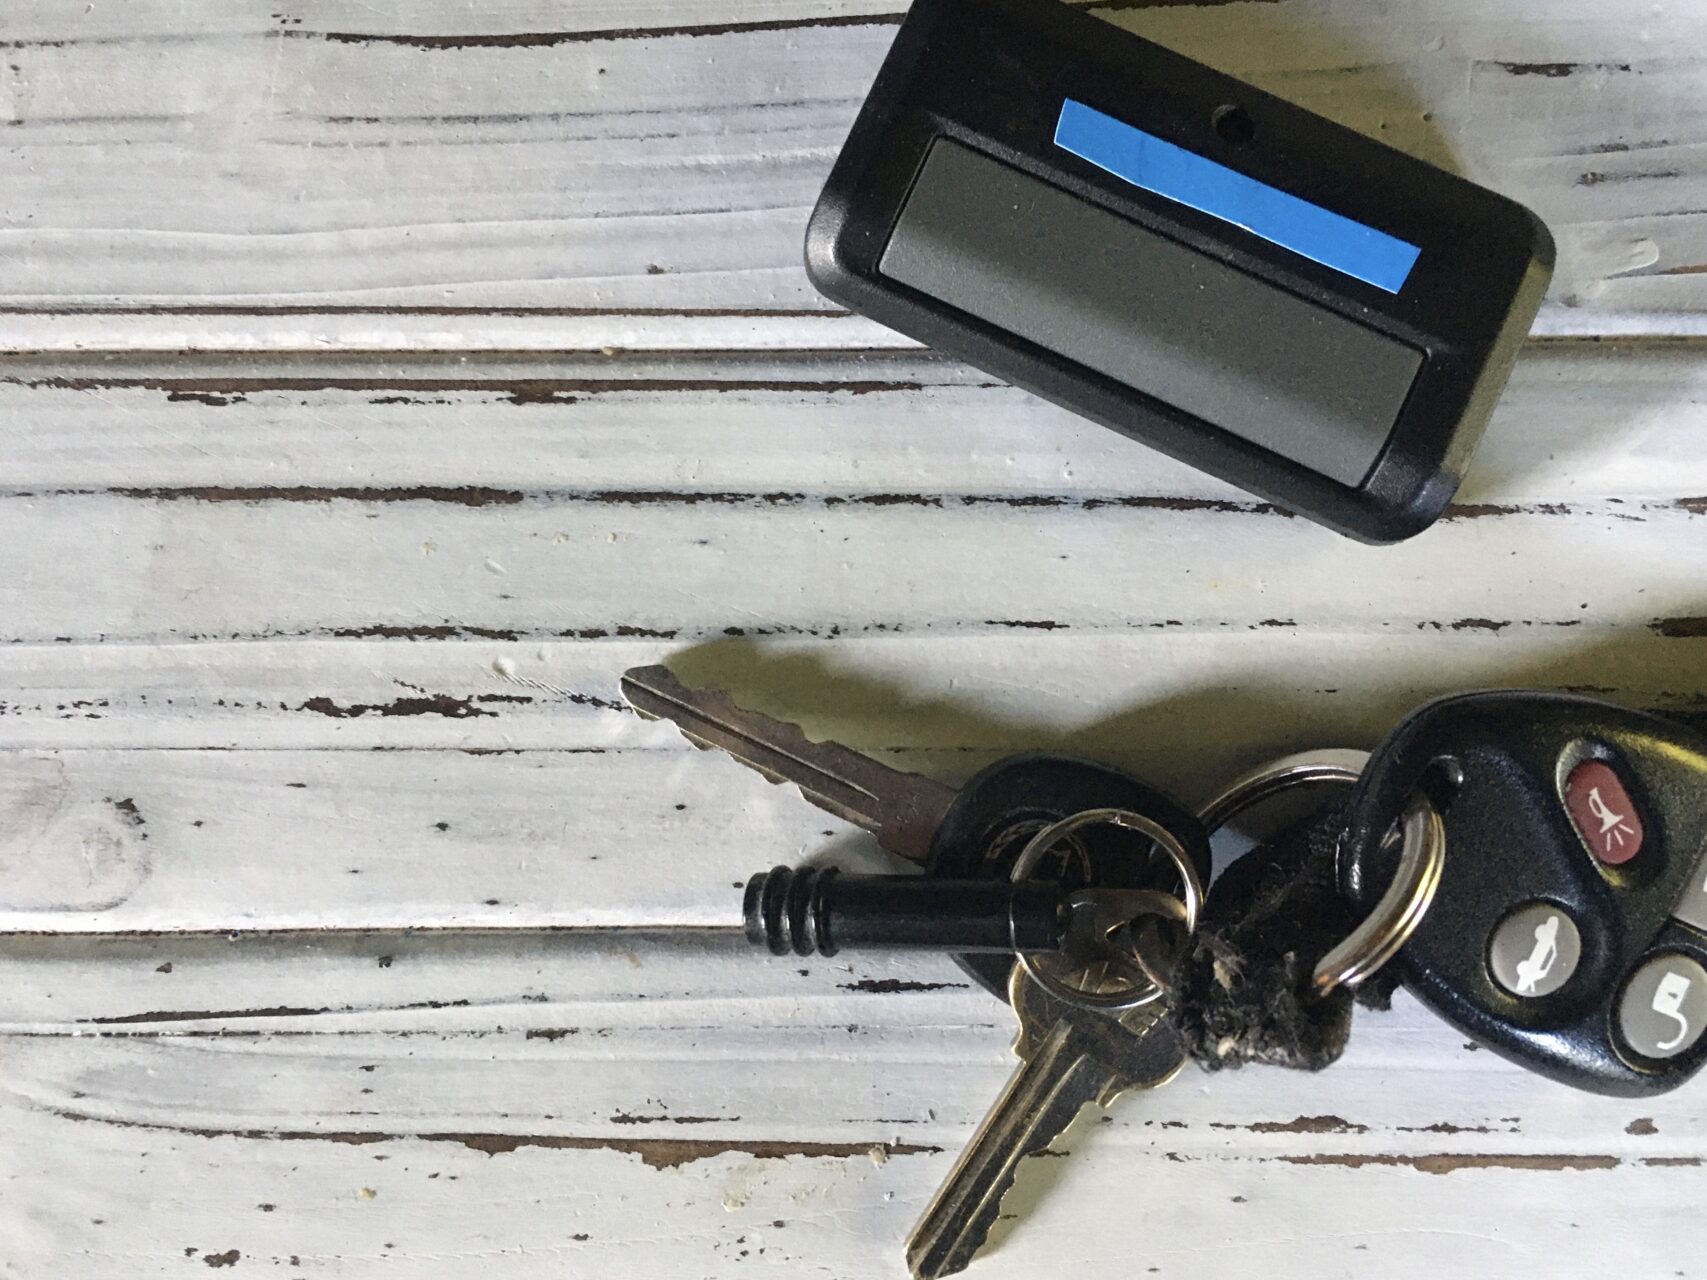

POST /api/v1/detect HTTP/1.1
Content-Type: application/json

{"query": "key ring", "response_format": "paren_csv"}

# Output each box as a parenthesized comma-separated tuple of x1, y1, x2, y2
(1196, 749, 1446, 996)
(1010, 807, 1205, 1012)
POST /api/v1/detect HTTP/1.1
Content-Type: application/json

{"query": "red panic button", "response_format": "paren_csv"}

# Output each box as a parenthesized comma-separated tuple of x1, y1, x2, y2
(1565, 760, 1645, 865)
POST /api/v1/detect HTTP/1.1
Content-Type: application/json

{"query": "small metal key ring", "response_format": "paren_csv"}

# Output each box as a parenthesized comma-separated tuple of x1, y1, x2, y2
(1195, 748, 1447, 997)
(1196, 748, 1371, 837)
(1011, 807, 1205, 1012)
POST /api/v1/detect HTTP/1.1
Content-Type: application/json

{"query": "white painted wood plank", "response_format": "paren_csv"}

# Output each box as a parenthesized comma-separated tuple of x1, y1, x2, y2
(0, 959, 1685, 1145)
(2, 1, 1705, 342)
(1, 629, 1702, 754)
(6, 345, 1707, 507)
(8, 1079, 1696, 1280)
(2, 342, 1703, 931)
(0, 612, 1701, 930)
(2, 945, 1702, 1278)
(4, 490, 1702, 646)
(0, 745, 882, 932)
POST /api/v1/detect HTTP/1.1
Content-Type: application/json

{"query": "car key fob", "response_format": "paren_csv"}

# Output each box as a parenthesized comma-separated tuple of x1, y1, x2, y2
(1340, 691, 1707, 1096)
(806, 0, 1554, 542)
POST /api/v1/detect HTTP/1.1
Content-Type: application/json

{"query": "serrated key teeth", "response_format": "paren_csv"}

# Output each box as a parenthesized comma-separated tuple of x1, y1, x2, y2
(615, 662, 956, 863)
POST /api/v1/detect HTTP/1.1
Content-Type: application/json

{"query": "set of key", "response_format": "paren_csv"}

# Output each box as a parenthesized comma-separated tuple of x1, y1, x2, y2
(621, 665, 1707, 1278)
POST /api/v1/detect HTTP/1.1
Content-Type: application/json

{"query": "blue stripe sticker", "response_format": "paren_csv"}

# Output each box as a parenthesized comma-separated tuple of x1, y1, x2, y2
(1053, 99, 1420, 293)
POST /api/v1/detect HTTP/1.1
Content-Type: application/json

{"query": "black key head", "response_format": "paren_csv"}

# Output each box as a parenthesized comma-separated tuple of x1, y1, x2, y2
(926, 753, 1211, 1001)
(1341, 691, 1707, 1096)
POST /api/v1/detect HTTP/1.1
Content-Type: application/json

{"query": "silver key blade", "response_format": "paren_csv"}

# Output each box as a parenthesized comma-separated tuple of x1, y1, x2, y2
(906, 968, 1188, 1280)
(620, 665, 957, 863)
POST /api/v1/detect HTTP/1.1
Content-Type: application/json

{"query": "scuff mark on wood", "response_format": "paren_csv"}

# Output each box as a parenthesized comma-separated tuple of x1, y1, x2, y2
(588, 489, 804, 507)
(331, 624, 524, 641)
(314, 2, 1199, 50)
(83, 1005, 332, 1025)
(1640, 1156, 1701, 1167)
(320, 13, 906, 48)
(1413, 617, 1513, 633)
(961, 494, 1066, 509)
(507, 388, 580, 406)
(1579, 169, 1682, 186)
(823, 493, 943, 508)
(23, 484, 1599, 524)
(107, 797, 146, 835)
(984, 619, 1069, 630)
(46, 1110, 938, 1171)
(166, 390, 244, 406)
(21, 375, 929, 397)
(1396, 1122, 1505, 1135)
(1245, 1115, 1369, 1136)
(1626, 1118, 1658, 1135)
(609, 1113, 729, 1126)
(1653, 617, 1707, 638)
(1280, 1153, 1619, 1175)
(1441, 502, 1571, 519)
(0, 302, 853, 319)
(299, 694, 496, 719)
(1079, 495, 1284, 515)
(1495, 60, 1630, 76)
(111, 485, 524, 507)
(201, 1250, 240, 1269)
(837, 978, 972, 993)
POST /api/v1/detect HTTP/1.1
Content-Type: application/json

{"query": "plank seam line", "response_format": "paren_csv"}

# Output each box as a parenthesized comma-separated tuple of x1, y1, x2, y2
(0, 1, 1204, 52)
(30, 1108, 943, 1168)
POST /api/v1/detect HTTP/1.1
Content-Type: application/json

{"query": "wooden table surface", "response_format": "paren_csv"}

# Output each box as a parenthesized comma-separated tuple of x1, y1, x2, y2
(4, 1, 1707, 1275)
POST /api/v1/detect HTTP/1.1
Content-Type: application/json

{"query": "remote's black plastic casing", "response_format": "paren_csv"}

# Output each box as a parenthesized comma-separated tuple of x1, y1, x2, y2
(805, 0, 1555, 543)
(1342, 692, 1707, 1096)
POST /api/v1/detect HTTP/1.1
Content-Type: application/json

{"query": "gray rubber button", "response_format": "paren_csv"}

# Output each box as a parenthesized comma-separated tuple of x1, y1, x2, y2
(1488, 902, 1581, 998)
(1619, 954, 1707, 1060)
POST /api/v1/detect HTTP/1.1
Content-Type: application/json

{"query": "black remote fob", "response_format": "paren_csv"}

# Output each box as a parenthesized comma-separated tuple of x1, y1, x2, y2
(1341, 691, 1707, 1096)
(805, 0, 1553, 542)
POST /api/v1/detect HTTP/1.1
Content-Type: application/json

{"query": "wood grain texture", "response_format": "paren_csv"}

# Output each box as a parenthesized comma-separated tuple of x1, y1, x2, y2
(2, 0, 1706, 346)
(6, 344, 1706, 501)
(4, 487, 1702, 645)
(5, 347, 1706, 652)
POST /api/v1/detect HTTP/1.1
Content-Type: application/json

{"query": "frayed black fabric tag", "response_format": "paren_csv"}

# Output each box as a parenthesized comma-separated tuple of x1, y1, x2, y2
(1169, 800, 1395, 1073)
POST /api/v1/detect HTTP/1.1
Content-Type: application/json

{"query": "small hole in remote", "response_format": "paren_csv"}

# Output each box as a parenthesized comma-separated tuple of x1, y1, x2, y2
(1213, 104, 1256, 145)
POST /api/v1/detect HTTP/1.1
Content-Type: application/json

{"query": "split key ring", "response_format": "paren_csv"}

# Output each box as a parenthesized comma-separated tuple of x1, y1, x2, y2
(1196, 749, 1446, 997)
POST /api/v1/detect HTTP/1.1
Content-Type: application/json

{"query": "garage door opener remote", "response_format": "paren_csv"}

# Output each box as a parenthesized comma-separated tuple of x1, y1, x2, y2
(805, 0, 1555, 542)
